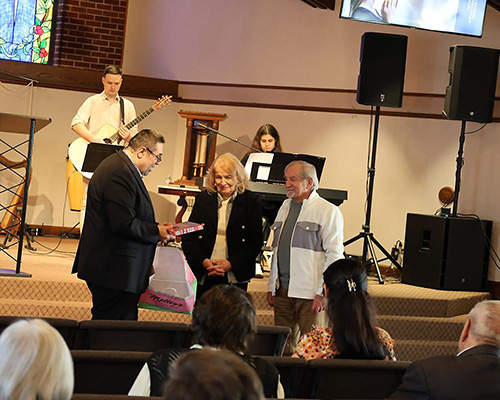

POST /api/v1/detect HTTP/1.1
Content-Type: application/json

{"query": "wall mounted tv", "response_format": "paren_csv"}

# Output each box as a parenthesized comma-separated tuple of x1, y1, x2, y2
(340, 0, 488, 37)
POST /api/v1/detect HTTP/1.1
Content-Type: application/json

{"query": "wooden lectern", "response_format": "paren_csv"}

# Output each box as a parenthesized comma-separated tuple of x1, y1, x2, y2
(159, 110, 227, 223)
(0, 113, 51, 277)
(174, 110, 227, 186)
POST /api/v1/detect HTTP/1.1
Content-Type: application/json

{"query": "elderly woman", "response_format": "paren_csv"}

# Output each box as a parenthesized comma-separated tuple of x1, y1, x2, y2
(0, 319, 74, 400)
(182, 152, 263, 300)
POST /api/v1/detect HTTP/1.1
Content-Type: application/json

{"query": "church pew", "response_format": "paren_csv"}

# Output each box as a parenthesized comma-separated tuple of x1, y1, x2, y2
(261, 356, 311, 398)
(72, 350, 149, 395)
(308, 358, 411, 399)
(71, 395, 160, 400)
(248, 325, 291, 356)
(73, 320, 190, 351)
(0, 315, 78, 348)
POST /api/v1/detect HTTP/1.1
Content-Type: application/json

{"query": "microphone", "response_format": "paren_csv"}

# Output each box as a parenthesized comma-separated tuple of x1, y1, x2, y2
(193, 121, 209, 129)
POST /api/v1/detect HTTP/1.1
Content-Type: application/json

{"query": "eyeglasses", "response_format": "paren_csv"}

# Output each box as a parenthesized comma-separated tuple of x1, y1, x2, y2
(144, 147, 162, 164)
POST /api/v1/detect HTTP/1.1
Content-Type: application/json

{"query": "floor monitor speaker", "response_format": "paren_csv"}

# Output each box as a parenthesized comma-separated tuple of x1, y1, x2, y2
(356, 32, 408, 108)
(443, 45, 500, 123)
(402, 213, 491, 291)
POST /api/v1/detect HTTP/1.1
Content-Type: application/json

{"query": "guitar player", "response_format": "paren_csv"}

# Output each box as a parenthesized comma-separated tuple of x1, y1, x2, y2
(71, 65, 137, 230)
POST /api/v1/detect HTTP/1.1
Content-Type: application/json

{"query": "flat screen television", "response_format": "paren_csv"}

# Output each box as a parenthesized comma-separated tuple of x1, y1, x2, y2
(340, 0, 488, 37)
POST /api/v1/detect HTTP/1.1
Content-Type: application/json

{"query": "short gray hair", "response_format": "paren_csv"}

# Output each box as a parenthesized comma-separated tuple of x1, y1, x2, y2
(285, 160, 319, 191)
(0, 319, 74, 400)
(468, 300, 500, 346)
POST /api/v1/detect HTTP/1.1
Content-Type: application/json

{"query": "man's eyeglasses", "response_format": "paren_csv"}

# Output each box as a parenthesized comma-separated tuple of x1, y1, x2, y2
(145, 147, 162, 164)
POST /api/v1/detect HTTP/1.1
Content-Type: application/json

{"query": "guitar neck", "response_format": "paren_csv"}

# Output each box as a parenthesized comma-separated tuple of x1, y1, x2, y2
(125, 107, 155, 130)
(108, 106, 156, 143)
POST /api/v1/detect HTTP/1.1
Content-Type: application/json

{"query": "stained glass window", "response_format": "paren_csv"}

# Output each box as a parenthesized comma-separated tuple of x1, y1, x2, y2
(0, 0, 57, 64)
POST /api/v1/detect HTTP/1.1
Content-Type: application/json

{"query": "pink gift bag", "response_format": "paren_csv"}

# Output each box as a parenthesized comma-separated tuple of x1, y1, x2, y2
(139, 246, 197, 315)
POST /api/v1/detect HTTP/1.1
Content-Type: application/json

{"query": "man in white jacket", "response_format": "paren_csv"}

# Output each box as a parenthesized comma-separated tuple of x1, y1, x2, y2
(267, 160, 344, 355)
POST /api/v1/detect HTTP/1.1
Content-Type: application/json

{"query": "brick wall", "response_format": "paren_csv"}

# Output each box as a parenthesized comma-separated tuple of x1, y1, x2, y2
(57, 0, 128, 70)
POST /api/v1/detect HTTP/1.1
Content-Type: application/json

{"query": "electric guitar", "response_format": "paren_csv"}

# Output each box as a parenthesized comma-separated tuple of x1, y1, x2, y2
(68, 94, 172, 179)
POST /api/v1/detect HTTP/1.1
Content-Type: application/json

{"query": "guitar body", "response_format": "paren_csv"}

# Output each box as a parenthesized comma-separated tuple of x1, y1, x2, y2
(68, 124, 119, 180)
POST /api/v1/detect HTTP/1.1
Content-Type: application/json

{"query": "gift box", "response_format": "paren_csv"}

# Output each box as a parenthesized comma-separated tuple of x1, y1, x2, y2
(139, 246, 197, 315)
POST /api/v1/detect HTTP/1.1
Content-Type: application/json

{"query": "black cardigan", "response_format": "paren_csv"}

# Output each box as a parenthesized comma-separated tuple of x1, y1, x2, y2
(182, 190, 263, 283)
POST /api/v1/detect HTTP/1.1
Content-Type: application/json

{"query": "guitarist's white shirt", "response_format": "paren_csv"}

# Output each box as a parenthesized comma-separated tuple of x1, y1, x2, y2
(71, 91, 137, 136)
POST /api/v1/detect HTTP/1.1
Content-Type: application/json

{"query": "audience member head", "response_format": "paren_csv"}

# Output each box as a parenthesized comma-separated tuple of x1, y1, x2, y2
(191, 285, 257, 353)
(459, 300, 500, 352)
(0, 318, 74, 400)
(206, 153, 249, 197)
(323, 258, 386, 359)
(162, 349, 265, 400)
(251, 124, 282, 153)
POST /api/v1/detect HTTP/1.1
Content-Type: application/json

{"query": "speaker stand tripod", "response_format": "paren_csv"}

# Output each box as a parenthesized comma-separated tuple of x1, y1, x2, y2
(343, 106, 402, 284)
(451, 120, 467, 216)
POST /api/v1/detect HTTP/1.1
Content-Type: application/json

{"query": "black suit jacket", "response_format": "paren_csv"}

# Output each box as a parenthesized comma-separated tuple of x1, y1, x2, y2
(389, 344, 500, 400)
(72, 151, 159, 294)
(182, 190, 263, 283)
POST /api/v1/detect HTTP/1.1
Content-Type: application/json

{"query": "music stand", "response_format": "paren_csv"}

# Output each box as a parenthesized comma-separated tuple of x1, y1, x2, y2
(0, 113, 51, 278)
(81, 142, 124, 174)
(248, 152, 326, 184)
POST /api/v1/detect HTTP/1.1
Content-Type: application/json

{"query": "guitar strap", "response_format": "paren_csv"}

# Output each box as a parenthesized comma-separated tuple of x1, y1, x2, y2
(119, 96, 125, 126)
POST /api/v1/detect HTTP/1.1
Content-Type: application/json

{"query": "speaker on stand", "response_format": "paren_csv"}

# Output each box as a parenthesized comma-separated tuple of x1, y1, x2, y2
(402, 45, 499, 291)
(343, 32, 408, 284)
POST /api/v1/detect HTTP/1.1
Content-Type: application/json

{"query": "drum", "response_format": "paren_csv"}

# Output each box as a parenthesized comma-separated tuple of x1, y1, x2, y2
(66, 158, 83, 212)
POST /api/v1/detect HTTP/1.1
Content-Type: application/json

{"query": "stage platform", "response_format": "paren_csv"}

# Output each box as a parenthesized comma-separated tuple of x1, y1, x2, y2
(0, 236, 491, 361)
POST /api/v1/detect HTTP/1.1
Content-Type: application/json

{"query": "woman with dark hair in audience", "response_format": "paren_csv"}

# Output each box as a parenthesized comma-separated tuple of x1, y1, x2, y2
(129, 285, 284, 398)
(293, 258, 396, 360)
(163, 349, 265, 400)
(0, 318, 74, 400)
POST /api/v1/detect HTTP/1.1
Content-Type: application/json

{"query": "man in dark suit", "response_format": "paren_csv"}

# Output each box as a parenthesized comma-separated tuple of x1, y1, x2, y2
(390, 300, 500, 400)
(72, 129, 173, 320)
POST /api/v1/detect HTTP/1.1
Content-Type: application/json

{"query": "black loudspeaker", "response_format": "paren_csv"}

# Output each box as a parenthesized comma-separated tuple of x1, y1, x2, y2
(356, 32, 408, 108)
(443, 45, 500, 123)
(402, 213, 491, 291)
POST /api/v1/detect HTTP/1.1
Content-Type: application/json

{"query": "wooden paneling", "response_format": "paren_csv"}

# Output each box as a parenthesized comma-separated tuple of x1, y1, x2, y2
(0, 60, 179, 100)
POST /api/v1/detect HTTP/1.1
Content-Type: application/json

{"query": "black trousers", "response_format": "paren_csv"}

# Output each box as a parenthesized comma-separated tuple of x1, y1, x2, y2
(195, 276, 248, 302)
(87, 282, 141, 320)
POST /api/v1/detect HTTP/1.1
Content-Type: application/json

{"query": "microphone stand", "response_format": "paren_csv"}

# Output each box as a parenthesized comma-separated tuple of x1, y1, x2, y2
(195, 122, 262, 154)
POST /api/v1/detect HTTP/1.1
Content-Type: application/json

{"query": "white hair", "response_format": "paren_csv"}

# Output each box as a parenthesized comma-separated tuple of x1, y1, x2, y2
(0, 319, 74, 400)
(285, 160, 319, 191)
(468, 300, 500, 346)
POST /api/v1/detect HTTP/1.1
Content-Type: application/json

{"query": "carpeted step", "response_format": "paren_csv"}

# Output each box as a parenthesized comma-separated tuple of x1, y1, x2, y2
(377, 314, 467, 342)
(394, 339, 458, 362)
(0, 297, 271, 325)
(370, 283, 490, 317)
(0, 298, 92, 320)
(0, 278, 91, 302)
